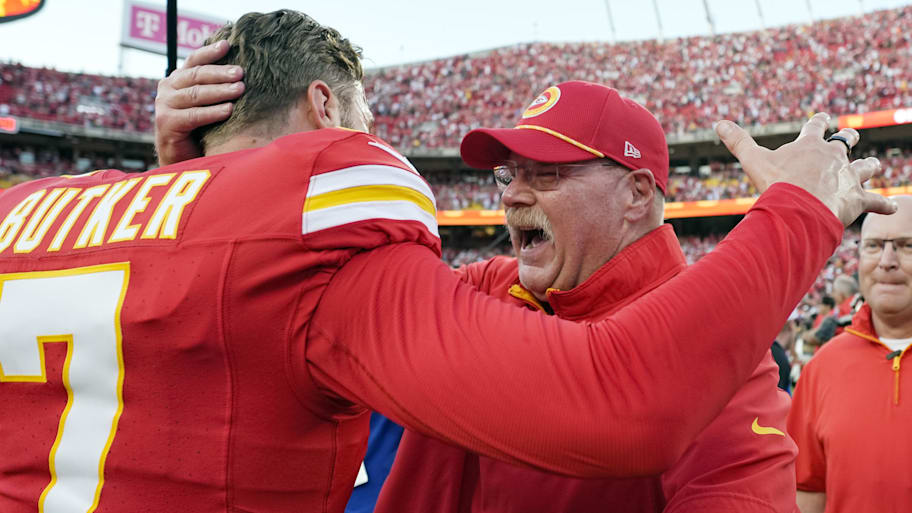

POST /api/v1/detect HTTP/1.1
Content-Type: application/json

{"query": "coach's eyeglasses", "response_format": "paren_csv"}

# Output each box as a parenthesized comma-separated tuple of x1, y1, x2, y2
(492, 161, 613, 192)
(860, 237, 912, 258)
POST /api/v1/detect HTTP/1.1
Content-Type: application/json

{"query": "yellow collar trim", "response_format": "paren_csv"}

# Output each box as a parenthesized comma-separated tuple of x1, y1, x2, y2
(844, 327, 882, 345)
(508, 284, 546, 312)
(514, 125, 605, 159)
(845, 327, 912, 358)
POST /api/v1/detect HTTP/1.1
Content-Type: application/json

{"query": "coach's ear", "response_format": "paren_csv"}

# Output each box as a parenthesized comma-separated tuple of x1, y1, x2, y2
(304, 80, 342, 129)
(623, 168, 657, 223)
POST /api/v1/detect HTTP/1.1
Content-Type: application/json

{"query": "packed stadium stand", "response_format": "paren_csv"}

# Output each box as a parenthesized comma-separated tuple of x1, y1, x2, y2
(365, 5, 912, 149)
(0, 64, 156, 132)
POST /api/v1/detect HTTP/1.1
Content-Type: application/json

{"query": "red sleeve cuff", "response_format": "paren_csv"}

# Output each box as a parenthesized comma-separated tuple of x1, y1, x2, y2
(752, 182, 844, 250)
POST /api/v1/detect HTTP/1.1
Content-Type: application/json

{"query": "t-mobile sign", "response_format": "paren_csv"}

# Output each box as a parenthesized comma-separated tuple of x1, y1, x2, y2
(121, 0, 226, 58)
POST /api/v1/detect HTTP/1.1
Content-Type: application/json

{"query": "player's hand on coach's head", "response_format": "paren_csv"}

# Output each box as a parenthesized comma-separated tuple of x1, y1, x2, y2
(715, 113, 897, 227)
(154, 40, 246, 167)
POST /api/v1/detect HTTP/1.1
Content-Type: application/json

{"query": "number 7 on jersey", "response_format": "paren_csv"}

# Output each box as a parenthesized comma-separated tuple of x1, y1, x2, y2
(0, 263, 130, 513)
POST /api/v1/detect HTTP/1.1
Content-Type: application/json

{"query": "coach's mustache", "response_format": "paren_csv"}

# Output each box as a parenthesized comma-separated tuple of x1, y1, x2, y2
(505, 207, 554, 242)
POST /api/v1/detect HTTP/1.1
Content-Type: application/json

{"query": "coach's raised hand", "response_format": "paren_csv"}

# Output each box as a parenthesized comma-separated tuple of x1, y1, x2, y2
(154, 40, 246, 166)
(716, 113, 896, 226)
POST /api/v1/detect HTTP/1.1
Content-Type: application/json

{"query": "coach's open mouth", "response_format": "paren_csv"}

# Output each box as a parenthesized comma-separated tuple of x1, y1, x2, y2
(520, 228, 551, 250)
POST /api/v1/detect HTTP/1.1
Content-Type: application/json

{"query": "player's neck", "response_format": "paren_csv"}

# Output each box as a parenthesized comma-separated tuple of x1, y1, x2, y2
(205, 135, 274, 157)
(204, 117, 317, 157)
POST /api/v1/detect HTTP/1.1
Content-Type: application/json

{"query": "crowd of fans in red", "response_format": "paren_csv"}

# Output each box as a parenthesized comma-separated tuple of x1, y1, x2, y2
(1, 6, 909, 147)
(366, 6, 912, 148)
(3, 8, 908, 205)
(0, 65, 155, 133)
(0, 146, 121, 189)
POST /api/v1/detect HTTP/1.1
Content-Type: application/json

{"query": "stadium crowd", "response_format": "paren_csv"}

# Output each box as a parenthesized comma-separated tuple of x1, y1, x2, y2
(0, 63, 156, 132)
(0, 146, 123, 189)
(366, 5, 912, 148)
(4, 144, 911, 206)
(429, 172, 501, 210)
(1, 5, 910, 149)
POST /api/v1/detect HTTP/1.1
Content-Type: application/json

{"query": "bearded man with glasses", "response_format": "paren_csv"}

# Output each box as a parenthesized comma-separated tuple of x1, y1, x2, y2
(789, 195, 912, 513)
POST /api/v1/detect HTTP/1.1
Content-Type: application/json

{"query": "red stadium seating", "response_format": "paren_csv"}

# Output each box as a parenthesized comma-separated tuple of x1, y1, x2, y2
(365, 6, 912, 149)
(1, 6, 910, 148)
(0, 64, 155, 132)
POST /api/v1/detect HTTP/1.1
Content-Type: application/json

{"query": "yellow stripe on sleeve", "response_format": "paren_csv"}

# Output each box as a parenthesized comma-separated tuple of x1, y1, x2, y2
(304, 184, 436, 216)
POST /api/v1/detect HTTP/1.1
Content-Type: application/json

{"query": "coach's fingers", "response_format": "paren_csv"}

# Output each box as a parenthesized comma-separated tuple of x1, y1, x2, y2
(160, 104, 234, 134)
(797, 113, 831, 140)
(850, 157, 881, 184)
(836, 127, 860, 147)
(826, 127, 859, 156)
(167, 82, 245, 110)
(716, 120, 763, 166)
(182, 40, 231, 69)
(167, 64, 244, 92)
(862, 191, 898, 216)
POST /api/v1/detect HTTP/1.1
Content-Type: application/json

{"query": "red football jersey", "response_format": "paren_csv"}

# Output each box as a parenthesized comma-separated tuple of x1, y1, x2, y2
(0, 128, 439, 513)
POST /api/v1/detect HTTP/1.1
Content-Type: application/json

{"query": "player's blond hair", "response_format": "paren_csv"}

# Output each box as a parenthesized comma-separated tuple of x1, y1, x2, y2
(196, 10, 365, 150)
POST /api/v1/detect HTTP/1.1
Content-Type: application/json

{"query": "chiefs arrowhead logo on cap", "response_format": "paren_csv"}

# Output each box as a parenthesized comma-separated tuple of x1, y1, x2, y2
(522, 86, 561, 119)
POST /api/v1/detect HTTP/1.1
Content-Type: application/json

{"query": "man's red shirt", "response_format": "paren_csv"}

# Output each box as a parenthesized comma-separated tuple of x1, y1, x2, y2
(377, 225, 798, 513)
(789, 304, 912, 512)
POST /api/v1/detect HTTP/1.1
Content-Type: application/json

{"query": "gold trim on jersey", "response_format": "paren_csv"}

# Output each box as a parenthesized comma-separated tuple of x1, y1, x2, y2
(305, 184, 435, 217)
(302, 164, 439, 237)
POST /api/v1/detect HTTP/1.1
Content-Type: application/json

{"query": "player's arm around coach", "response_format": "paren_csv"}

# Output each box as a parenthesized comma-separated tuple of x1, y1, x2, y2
(152, 39, 894, 477)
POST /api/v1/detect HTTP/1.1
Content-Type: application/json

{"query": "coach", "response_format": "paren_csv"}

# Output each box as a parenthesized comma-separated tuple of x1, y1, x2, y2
(375, 81, 817, 513)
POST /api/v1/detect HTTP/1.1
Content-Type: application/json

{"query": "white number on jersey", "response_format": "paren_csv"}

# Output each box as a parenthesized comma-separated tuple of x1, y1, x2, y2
(0, 263, 130, 513)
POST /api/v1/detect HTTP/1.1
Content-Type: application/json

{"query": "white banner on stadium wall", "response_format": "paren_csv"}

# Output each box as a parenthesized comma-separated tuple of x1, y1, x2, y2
(120, 0, 226, 58)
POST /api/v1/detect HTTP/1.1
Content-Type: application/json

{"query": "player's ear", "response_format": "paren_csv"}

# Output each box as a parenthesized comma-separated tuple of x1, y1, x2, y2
(304, 80, 342, 129)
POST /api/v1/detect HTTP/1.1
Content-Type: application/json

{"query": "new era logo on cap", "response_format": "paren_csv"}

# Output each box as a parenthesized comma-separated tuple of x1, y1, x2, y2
(624, 141, 641, 159)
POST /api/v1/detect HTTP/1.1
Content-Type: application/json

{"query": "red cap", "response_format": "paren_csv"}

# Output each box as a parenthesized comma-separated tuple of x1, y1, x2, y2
(460, 81, 669, 194)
